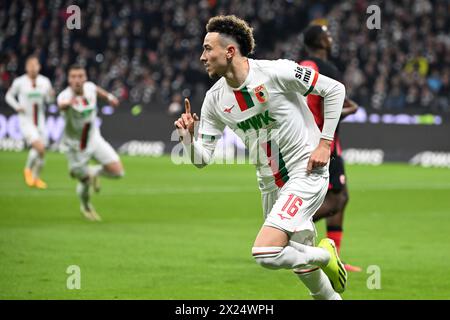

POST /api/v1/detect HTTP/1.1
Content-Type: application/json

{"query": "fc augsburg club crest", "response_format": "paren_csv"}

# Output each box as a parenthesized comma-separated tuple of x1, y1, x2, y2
(254, 84, 269, 103)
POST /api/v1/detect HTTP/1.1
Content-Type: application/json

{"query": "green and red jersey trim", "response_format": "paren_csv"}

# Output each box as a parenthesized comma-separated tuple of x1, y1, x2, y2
(233, 87, 255, 111)
(261, 140, 290, 188)
(303, 71, 319, 96)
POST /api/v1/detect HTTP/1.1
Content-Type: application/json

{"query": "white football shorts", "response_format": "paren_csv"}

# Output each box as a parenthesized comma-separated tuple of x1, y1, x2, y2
(261, 173, 329, 245)
(19, 115, 47, 145)
(63, 133, 120, 174)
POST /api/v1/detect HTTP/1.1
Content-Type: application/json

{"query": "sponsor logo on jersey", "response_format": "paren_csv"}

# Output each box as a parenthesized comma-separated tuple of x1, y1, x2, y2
(295, 66, 311, 84)
(236, 110, 276, 132)
(27, 92, 42, 99)
(253, 84, 269, 103)
(277, 213, 291, 220)
(295, 66, 318, 96)
(223, 105, 235, 113)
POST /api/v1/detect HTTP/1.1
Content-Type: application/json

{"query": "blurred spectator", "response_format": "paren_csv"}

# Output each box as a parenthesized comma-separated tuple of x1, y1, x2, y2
(327, 0, 449, 112)
(0, 0, 448, 113)
(167, 93, 183, 116)
(385, 85, 406, 110)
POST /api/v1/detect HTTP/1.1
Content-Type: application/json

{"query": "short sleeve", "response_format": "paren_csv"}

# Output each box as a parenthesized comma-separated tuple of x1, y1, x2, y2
(56, 90, 67, 105)
(85, 81, 97, 93)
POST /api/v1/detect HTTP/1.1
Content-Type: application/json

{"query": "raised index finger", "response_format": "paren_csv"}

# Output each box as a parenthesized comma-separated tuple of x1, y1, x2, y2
(184, 98, 191, 114)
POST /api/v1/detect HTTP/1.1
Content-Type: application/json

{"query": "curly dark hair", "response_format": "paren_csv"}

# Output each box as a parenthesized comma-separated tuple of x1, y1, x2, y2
(206, 15, 255, 57)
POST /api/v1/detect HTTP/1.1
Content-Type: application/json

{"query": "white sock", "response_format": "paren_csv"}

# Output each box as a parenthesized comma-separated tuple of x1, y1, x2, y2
(25, 149, 39, 170)
(288, 241, 330, 267)
(253, 243, 329, 270)
(32, 156, 44, 179)
(295, 269, 342, 300)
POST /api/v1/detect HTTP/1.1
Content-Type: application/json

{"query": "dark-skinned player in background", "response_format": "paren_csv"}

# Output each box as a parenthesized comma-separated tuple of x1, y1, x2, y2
(299, 24, 361, 272)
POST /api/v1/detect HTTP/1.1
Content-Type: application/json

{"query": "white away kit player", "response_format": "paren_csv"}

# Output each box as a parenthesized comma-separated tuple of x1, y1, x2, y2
(175, 16, 347, 299)
(5, 56, 54, 189)
(57, 65, 124, 221)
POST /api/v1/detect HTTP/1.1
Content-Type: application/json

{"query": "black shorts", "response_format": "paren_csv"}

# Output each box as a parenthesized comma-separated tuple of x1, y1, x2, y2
(328, 155, 346, 192)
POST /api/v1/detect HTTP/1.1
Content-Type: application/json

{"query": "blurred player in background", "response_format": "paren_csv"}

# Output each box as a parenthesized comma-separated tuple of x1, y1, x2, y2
(299, 24, 360, 272)
(5, 56, 54, 189)
(176, 15, 348, 299)
(57, 65, 124, 221)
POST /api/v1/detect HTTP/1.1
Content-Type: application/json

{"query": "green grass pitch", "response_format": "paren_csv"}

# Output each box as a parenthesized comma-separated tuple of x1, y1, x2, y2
(0, 151, 449, 299)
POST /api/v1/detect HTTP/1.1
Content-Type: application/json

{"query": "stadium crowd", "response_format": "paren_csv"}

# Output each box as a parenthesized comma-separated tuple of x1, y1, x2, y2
(0, 0, 448, 113)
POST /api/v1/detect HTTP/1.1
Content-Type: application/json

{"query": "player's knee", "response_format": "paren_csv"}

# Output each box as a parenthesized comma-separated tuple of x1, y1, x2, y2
(326, 193, 342, 215)
(32, 142, 45, 156)
(115, 169, 125, 178)
(108, 168, 125, 179)
(337, 191, 349, 211)
(105, 162, 124, 178)
(252, 247, 283, 270)
(342, 191, 349, 206)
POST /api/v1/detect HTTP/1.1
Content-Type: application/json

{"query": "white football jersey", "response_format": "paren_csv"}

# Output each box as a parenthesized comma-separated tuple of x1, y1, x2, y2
(57, 81, 98, 148)
(5, 74, 53, 127)
(197, 59, 342, 192)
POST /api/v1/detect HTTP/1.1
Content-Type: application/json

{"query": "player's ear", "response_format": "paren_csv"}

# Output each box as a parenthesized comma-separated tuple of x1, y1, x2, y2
(226, 45, 236, 60)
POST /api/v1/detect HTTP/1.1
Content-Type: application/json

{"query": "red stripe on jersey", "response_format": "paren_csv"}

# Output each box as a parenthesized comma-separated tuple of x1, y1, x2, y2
(82, 97, 89, 106)
(311, 70, 319, 87)
(33, 103, 38, 126)
(271, 162, 285, 187)
(299, 60, 324, 130)
(261, 141, 289, 188)
(233, 90, 248, 111)
(80, 123, 91, 151)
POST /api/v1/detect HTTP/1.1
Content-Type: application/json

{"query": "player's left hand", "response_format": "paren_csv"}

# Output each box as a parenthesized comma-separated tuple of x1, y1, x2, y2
(307, 139, 331, 173)
(341, 99, 358, 117)
(108, 94, 119, 107)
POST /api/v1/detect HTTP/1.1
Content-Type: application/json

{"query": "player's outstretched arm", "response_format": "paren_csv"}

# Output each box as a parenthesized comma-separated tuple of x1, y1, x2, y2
(341, 98, 358, 118)
(57, 99, 73, 111)
(96, 87, 119, 107)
